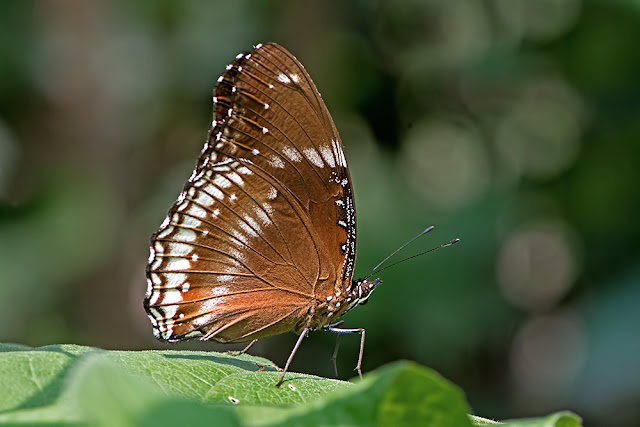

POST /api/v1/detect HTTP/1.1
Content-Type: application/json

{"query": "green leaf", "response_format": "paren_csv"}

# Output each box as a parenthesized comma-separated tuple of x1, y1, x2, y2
(241, 361, 474, 427)
(0, 343, 581, 426)
(470, 412, 582, 426)
(68, 354, 241, 426)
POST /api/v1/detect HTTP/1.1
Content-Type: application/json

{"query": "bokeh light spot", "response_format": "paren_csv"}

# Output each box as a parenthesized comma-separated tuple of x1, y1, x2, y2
(401, 118, 490, 210)
(510, 310, 586, 408)
(497, 222, 578, 310)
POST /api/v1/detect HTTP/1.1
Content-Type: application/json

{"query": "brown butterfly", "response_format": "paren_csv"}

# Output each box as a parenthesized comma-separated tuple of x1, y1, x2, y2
(145, 42, 381, 387)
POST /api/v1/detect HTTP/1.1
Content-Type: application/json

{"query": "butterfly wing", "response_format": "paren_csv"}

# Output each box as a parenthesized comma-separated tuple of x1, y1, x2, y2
(145, 43, 357, 343)
(213, 43, 357, 299)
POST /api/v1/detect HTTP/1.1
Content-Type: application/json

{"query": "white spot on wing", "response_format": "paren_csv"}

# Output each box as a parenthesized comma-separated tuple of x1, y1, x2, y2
(239, 220, 258, 238)
(165, 258, 191, 271)
(161, 289, 184, 305)
(174, 228, 196, 242)
(256, 207, 271, 225)
(278, 73, 291, 84)
(194, 190, 215, 207)
(164, 272, 187, 288)
(208, 286, 230, 297)
(157, 224, 174, 239)
(232, 230, 248, 245)
(319, 145, 336, 168)
(159, 305, 178, 322)
(230, 248, 246, 263)
(147, 282, 159, 304)
(267, 187, 277, 200)
(269, 155, 285, 168)
(244, 215, 261, 233)
(168, 243, 193, 257)
(150, 273, 161, 286)
(176, 200, 189, 212)
(160, 216, 170, 229)
(283, 146, 302, 162)
(227, 172, 244, 186)
(192, 314, 211, 328)
(154, 242, 163, 255)
(181, 216, 202, 228)
(262, 202, 274, 215)
(303, 148, 324, 167)
(214, 175, 232, 189)
(188, 204, 207, 219)
(205, 185, 224, 200)
(333, 139, 347, 167)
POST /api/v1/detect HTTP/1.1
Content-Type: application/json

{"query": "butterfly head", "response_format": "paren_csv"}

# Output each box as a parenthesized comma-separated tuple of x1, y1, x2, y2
(348, 277, 382, 310)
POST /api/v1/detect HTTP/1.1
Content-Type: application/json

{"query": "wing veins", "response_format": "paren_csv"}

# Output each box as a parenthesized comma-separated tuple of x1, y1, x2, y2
(180, 196, 284, 264)
(236, 64, 333, 187)
(198, 172, 287, 261)
(248, 48, 337, 149)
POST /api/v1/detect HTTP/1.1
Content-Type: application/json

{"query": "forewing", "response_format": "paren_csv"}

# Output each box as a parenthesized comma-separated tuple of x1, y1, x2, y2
(206, 43, 357, 298)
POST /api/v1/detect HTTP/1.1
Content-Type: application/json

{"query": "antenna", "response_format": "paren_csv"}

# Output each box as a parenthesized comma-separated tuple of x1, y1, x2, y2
(362, 228, 460, 281)
(371, 226, 435, 272)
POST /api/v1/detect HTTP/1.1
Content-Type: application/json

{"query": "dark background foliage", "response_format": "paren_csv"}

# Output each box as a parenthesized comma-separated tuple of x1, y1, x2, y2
(1, 1, 639, 426)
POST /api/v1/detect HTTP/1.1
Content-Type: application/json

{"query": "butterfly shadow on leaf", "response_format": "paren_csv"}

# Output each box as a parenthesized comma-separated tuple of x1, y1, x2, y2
(161, 352, 280, 372)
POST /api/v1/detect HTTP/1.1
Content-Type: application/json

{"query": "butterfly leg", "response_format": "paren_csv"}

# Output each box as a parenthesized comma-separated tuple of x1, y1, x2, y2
(327, 320, 345, 378)
(330, 334, 341, 378)
(326, 326, 366, 379)
(276, 328, 310, 388)
(227, 339, 258, 356)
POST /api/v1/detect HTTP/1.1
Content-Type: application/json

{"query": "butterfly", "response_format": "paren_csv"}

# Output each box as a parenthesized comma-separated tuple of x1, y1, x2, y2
(145, 42, 381, 387)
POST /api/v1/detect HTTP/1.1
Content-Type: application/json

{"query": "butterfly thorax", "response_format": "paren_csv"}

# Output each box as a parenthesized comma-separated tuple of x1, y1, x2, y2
(299, 277, 382, 332)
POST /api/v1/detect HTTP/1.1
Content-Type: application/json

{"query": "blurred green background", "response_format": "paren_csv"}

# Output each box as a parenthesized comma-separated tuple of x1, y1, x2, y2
(1, 1, 639, 425)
